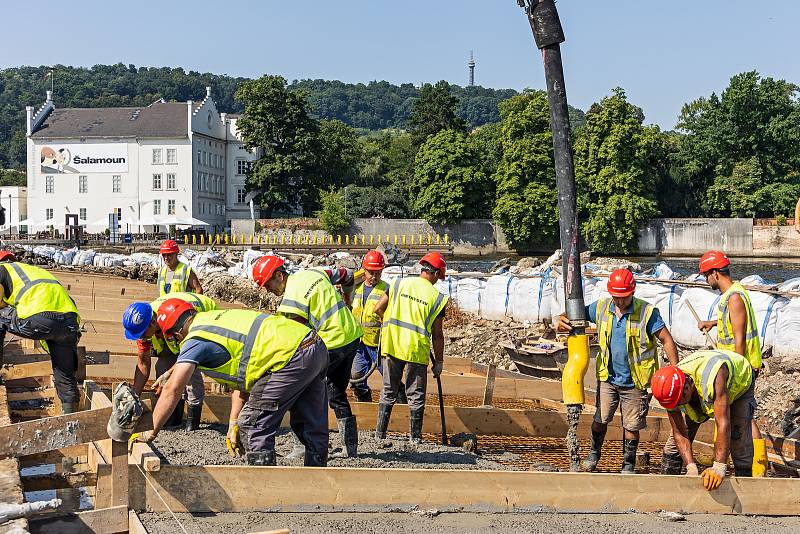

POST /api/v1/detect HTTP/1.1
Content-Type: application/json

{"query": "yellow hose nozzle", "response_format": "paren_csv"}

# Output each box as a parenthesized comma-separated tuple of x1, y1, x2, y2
(562, 333, 590, 405)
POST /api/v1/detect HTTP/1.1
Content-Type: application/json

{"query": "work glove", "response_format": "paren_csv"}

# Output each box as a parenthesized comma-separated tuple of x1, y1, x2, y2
(700, 462, 727, 491)
(685, 462, 699, 476)
(128, 430, 156, 453)
(557, 314, 573, 332)
(226, 420, 244, 457)
(152, 368, 173, 396)
(431, 358, 443, 377)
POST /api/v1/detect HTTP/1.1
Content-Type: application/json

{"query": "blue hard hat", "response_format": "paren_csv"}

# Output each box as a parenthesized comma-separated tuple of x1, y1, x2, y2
(122, 302, 154, 340)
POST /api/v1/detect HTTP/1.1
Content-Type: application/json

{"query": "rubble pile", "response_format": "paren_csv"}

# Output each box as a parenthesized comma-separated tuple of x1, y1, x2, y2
(203, 273, 281, 312)
(755, 359, 800, 436)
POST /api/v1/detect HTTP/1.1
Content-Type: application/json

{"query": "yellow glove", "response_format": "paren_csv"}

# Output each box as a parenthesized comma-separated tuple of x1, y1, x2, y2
(226, 421, 244, 457)
(685, 462, 699, 476)
(128, 430, 156, 453)
(700, 462, 727, 491)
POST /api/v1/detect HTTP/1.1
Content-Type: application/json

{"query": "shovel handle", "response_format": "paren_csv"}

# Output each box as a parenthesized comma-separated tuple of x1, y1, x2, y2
(686, 300, 717, 348)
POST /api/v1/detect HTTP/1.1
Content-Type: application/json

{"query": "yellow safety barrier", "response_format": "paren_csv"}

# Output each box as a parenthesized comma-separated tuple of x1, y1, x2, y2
(385, 235, 389, 244)
(224, 234, 229, 245)
(419, 234, 423, 245)
(183, 235, 188, 245)
(369, 235, 374, 245)
(192, 234, 197, 245)
(377, 235, 382, 244)
(394, 235, 398, 245)
(436, 234, 441, 244)
(200, 234, 205, 245)
(345, 235, 350, 245)
(249, 234, 253, 244)
(280, 235, 285, 245)
(337, 235, 342, 245)
(444, 233, 449, 244)
(402, 235, 407, 245)
(410, 235, 415, 245)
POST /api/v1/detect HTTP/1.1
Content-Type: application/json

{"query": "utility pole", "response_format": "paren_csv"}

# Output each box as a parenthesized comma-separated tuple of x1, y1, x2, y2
(516, 0, 589, 471)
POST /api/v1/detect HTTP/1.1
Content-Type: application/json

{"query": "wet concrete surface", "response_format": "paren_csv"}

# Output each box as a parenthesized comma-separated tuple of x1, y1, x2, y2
(138, 510, 800, 534)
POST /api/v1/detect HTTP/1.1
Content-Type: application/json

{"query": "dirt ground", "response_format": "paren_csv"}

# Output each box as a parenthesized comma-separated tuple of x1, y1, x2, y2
(137, 510, 800, 534)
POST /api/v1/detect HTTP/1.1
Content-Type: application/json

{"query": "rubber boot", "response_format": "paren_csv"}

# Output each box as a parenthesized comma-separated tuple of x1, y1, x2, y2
(304, 450, 327, 467)
(61, 402, 79, 415)
(581, 429, 605, 472)
(661, 451, 683, 475)
(397, 386, 408, 405)
(409, 408, 424, 445)
(353, 385, 373, 402)
(185, 403, 202, 432)
(246, 450, 277, 466)
(284, 432, 305, 460)
(330, 416, 358, 458)
(752, 438, 767, 477)
(375, 403, 393, 440)
(621, 439, 639, 474)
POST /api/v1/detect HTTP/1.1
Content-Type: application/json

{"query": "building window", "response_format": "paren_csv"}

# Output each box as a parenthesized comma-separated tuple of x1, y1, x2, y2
(115, 207, 122, 221)
(152, 148, 162, 165)
(237, 188, 246, 203)
(168, 199, 175, 215)
(78, 175, 88, 194)
(46, 175, 54, 193)
(204, 175, 209, 192)
(167, 173, 176, 190)
(202, 152, 206, 166)
(197, 150, 201, 164)
(112, 175, 121, 193)
(166, 148, 176, 164)
(153, 174, 162, 190)
(153, 199, 161, 215)
(46, 208, 53, 220)
(236, 160, 248, 175)
(79, 208, 87, 221)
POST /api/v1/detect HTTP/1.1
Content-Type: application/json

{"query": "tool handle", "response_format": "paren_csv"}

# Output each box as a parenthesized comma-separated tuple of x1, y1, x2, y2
(686, 300, 717, 348)
(436, 374, 447, 445)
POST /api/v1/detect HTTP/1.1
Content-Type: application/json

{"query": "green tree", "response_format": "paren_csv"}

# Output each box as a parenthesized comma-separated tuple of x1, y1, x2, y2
(410, 129, 492, 224)
(407, 81, 466, 148)
(677, 71, 800, 217)
(492, 91, 559, 251)
(470, 123, 503, 178)
(318, 119, 362, 189)
(315, 187, 350, 233)
(574, 88, 665, 254)
(345, 185, 409, 218)
(0, 169, 25, 187)
(235, 75, 321, 216)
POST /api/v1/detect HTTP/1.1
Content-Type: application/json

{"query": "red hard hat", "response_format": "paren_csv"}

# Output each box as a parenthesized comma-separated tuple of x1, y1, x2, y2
(420, 252, 447, 280)
(651, 365, 686, 410)
(362, 250, 386, 270)
(252, 255, 285, 287)
(160, 240, 179, 255)
(607, 268, 636, 297)
(699, 250, 730, 274)
(0, 251, 17, 263)
(155, 298, 194, 336)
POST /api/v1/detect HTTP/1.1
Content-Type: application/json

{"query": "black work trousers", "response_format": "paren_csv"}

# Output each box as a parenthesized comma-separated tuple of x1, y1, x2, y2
(0, 308, 81, 403)
(326, 339, 358, 419)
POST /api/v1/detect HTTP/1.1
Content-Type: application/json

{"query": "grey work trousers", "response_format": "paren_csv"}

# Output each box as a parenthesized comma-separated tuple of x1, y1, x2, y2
(379, 354, 428, 411)
(663, 378, 757, 476)
(238, 334, 329, 458)
(155, 349, 205, 406)
(0, 308, 81, 404)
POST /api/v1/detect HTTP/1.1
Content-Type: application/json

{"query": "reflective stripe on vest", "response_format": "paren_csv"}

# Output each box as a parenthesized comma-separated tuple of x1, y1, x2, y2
(149, 292, 217, 354)
(596, 297, 658, 390)
(158, 262, 192, 296)
(2, 262, 79, 320)
(677, 349, 753, 423)
(352, 280, 388, 347)
(716, 282, 762, 369)
(277, 269, 362, 350)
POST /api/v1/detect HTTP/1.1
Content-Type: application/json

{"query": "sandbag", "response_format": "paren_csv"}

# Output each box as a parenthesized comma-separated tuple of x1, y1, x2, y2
(774, 298, 800, 359)
(434, 276, 458, 299)
(550, 276, 599, 324)
(671, 288, 720, 349)
(509, 276, 553, 324)
(455, 278, 484, 315)
(480, 275, 517, 321)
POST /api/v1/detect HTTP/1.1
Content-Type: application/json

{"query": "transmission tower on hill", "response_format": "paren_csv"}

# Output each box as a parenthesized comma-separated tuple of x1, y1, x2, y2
(468, 51, 476, 87)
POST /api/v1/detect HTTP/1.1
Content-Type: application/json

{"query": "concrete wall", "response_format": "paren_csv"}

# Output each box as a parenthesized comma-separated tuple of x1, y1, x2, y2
(638, 218, 753, 256)
(753, 225, 800, 258)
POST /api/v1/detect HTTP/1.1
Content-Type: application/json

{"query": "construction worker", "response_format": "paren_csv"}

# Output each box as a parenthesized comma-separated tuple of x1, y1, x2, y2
(652, 349, 756, 490)
(349, 250, 389, 402)
(0, 251, 82, 412)
(130, 300, 329, 466)
(157, 240, 202, 295)
(122, 292, 216, 431)
(558, 268, 680, 473)
(252, 256, 363, 459)
(695, 250, 767, 476)
(372, 252, 449, 444)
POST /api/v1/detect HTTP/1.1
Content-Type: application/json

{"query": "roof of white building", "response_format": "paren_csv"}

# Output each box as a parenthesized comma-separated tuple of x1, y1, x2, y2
(30, 102, 187, 139)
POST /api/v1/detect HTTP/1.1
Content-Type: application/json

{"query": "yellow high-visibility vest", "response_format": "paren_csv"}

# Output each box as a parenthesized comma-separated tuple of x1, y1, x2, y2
(380, 277, 448, 365)
(716, 282, 762, 370)
(157, 262, 193, 296)
(352, 280, 388, 347)
(1, 262, 79, 320)
(676, 349, 753, 424)
(596, 297, 658, 390)
(149, 292, 217, 355)
(277, 269, 362, 350)
(182, 309, 311, 392)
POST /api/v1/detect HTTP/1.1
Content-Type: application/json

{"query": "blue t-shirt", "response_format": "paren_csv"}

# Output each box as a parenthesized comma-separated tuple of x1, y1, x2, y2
(587, 301, 666, 388)
(176, 338, 231, 369)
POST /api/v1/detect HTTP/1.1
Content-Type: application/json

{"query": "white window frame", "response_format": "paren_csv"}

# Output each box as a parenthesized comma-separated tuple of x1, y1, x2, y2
(112, 175, 121, 193)
(79, 208, 87, 221)
(115, 207, 122, 222)
(197, 150, 201, 164)
(45, 175, 54, 194)
(167, 199, 175, 215)
(46, 208, 53, 220)
(166, 148, 176, 164)
(78, 175, 88, 194)
(153, 199, 161, 215)
(152, 148, 162, 165)
(237, 188, 246, 203)
(167, 173, 176, 190)
(153, 174, 162, 190)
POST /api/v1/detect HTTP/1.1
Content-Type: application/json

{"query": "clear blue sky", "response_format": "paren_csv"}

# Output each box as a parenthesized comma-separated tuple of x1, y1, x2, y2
(3, 0, 798, 129)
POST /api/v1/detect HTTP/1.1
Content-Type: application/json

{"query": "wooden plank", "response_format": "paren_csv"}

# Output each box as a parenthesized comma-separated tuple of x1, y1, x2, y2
(19, 444, 88, 465)
(7, 388, 57, 401)
(482, 363, 497, 407)
(94, 464, 113, 510)
(0, 386, 28, 534)
(0, 360, 53, 380)
(129, 465, 800, 515)
(31, 505, 129, 534)
(129, 510, 149, 534)
(22, 471, 97, 491)
(111, 439, 129, 508)
(129, 441, 161, 472)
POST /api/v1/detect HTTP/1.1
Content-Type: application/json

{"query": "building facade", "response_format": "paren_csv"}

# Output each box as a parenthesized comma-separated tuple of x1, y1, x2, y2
(0, 187, 28, 235)
(25, 88, 259, 233)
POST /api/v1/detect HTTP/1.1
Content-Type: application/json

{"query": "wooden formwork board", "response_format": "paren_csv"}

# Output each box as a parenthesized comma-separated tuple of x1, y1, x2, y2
(128, 464, 800, 515)
(0, 386, 28, 534)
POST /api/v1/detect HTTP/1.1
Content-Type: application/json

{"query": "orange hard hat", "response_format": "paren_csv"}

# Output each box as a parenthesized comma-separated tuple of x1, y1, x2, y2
(420, 252, 447, 280)
(155, 298, 194, 337)
(651, 365, 686, 410)
(607, 268, 636, 297)
(159, 240, 179, 255)
(252, 255, 285, 287)
(362, 250, 386, 270)
(699, 250, 730, 274)
(0, 251, 17, 263)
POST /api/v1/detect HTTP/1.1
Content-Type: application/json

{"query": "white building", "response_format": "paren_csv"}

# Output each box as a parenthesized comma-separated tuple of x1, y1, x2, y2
(0, 187, 28, 235)
(25, 88, 260, 234)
